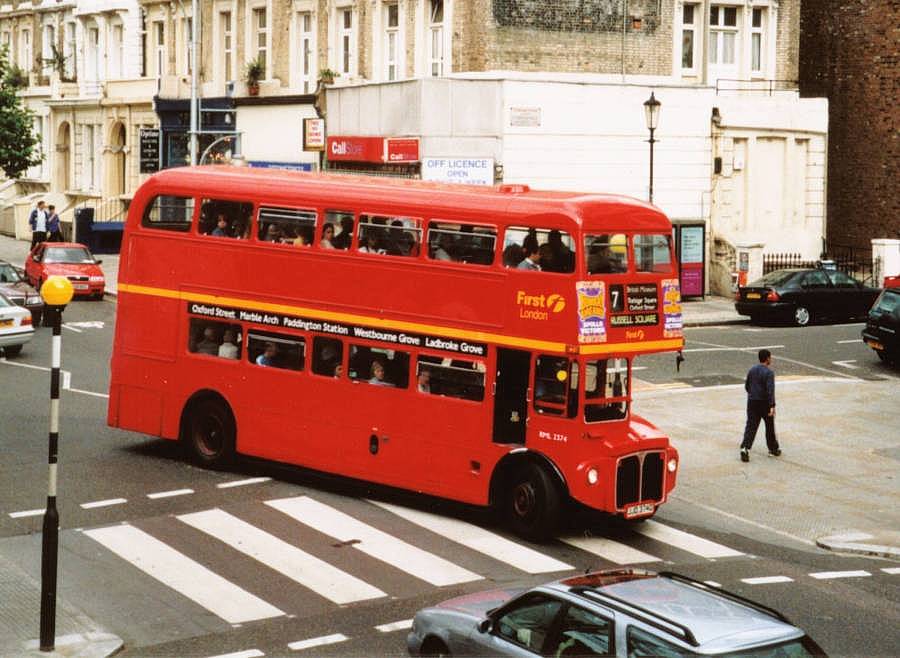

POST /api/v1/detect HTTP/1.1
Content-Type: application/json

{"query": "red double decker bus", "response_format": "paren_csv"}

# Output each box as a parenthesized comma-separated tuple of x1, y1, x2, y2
(108, 166, 684, 539)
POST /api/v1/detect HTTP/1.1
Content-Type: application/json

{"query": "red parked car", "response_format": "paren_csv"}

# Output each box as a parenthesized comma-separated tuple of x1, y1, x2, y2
(25, 242, 106, 300)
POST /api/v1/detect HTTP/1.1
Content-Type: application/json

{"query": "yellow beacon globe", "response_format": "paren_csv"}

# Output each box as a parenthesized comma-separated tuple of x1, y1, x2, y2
(41, 276, 75, 306)
(610, 233, 627, 255)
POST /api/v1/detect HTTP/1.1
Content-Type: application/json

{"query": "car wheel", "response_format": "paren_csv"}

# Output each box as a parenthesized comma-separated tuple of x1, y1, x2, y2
(420, 637, 451, 657)
(184, 397, 236, 468)
(793, 305, 811, 326)
(505, 463, 561, 541)
(2, 345, 23, 358)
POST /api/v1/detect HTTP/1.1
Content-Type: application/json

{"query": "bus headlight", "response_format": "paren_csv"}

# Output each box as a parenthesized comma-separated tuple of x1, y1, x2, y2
(587, 468, 599, 485)
(667, 458, 677, 473)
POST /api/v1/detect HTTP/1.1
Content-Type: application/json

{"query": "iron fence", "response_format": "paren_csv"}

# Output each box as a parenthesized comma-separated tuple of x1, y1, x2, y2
(763, 245, 877, 286)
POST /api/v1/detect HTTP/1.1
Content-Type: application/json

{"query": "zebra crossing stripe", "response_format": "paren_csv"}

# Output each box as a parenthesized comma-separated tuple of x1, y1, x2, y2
(207, 651, 265, 658)
(633, 520, 743, 559)
(177, 509, 387, 605)
(559, 535, 661, 565)
(287, 633, 347, 651)
(371, 500, 574, 574)
(83, 524, 283, 624)
(266, 496, 482, 586)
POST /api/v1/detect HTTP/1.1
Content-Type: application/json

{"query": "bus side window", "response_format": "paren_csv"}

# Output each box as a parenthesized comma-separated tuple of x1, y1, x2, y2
(349, 344, 410, 388)
(503, 226, 575, 273)
(312, 336, 344, 377)
(258, 206, 317, 246)
(142, 195, 194, 232)
(427, 221, 497, 265)
(534, 355, 576, 418)
(359, 214, 422, 258)
(187, 318, 242, 360)
(584, 358, 629, 422)
(246, 331, 306, 371)
(327, 211, 355, 250)
(633, 234, 672, 273)
(200, 199, 254, 239)
(416, 355, 486, 401)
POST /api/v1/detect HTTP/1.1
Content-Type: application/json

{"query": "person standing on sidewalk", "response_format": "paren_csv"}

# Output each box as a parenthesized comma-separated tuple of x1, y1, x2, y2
(46, 205, 62, 242)
(28, 200, 48, 248)
(740, 349, 781, 462)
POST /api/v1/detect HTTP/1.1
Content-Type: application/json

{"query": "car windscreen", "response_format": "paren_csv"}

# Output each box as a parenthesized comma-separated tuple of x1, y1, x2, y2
(872, 290, 899, 314)
(0, 263, 23, 283)
(0, 293, 13, 308)
(749, 270, 798, 287)
(43, 248, 94, 264)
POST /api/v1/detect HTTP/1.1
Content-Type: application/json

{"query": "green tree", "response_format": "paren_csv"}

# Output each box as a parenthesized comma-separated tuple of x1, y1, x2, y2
(0, 46, 42, 179)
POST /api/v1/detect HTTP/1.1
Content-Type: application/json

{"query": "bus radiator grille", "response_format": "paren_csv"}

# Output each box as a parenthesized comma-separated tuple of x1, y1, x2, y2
(616, 452, 665, 509)
(640, 452, 664, 502)
(616, 456, 640, 508)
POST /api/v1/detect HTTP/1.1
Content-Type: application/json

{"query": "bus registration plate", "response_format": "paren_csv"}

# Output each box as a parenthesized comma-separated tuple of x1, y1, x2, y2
(625, 502, 655, 518)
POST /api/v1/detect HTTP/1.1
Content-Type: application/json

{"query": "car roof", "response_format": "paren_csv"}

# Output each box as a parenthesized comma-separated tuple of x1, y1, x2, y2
(551, 571, 803, 650)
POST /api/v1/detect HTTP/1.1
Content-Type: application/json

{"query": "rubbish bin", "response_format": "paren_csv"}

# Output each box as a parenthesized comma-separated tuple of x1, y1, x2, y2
(74, 207, 95, 248)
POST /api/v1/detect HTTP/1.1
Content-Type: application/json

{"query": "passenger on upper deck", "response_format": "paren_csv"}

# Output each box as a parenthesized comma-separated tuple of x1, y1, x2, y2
(331, 216, 354, 250)
(517, 242, 542, 271)
(211, 213, 230, 237)
(588, 235, 627, 274)
(545, 229, 574, 273)
(320, 223, 336, 249)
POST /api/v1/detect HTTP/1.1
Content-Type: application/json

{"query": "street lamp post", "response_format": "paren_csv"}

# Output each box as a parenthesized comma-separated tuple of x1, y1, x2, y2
(38, 275, 74, 652)
(643, 91, 662, 204)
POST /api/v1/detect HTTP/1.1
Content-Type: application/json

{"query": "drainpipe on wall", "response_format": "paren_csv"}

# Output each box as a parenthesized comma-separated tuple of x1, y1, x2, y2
(189, 0, 199, 165)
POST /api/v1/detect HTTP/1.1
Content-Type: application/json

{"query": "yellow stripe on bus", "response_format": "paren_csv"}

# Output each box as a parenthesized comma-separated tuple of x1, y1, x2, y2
(118, 282, 683, 356)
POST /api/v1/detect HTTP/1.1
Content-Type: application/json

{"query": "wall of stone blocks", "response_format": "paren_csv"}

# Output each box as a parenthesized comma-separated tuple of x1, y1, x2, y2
(800, 0, 900, 250)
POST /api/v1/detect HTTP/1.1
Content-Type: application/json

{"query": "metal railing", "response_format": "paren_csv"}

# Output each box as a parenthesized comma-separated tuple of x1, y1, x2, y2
(763, 246, 877, 286)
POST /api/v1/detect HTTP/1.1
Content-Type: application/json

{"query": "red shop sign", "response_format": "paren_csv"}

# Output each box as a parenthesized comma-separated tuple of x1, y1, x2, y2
(327, 136, 419, 163)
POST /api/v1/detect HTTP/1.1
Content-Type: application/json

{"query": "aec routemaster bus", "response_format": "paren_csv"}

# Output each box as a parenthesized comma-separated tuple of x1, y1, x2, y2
(108, 166, 685, 539)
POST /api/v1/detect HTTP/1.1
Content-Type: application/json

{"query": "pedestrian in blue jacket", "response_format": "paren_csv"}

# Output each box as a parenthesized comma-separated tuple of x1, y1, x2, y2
(740, 349, 781, 462)
(28, 200, 48, 248)
(46, 205, 62, 242)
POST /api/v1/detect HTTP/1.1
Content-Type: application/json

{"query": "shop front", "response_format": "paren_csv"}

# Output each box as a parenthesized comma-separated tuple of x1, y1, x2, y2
(326, 136, 420, 178)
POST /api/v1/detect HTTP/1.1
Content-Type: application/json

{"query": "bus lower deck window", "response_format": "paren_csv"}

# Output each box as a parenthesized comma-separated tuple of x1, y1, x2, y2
(247, 331, 306, 370)
(416, 355, 486, 401)
(188, 318, 242, 360)
(349, 344, 410, 388)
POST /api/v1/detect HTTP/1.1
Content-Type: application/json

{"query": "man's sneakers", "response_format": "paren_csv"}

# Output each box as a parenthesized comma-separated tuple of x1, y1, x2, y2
(768, 448, 782, 457)
(740, 448, 750, 462)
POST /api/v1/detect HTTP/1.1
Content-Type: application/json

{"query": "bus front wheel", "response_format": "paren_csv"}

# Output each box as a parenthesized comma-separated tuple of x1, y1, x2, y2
(505, 463, 561, 542)
(185, 398, 235, 468)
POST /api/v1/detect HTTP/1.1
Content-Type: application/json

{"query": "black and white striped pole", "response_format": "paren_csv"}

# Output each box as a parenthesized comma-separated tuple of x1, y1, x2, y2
(38, 275, 73, 652)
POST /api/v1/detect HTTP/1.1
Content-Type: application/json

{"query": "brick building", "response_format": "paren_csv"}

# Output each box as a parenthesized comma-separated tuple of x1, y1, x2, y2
(800, 0, 900, 251)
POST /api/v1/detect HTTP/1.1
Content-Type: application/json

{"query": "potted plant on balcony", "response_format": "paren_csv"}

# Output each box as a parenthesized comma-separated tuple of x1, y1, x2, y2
(318, 68, 337, 85)
(244, 57, 264, 96)
(4, 63, 28, 89)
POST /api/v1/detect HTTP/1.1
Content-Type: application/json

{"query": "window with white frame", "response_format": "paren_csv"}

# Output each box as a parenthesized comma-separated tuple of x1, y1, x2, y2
(709, 5, 739, 70)
(182, 17, 193, 75)
(87, 26, 99, 81)
(253, 6, 268, 76)
(428, 0, 444, 76)
(298, 11, 315, 93)
(110, 22, 124, 78)
(220, 10, 233, 81)
(384, 2, 399, 80)
(680, 3, 698, 73)
(338, 7, 353, 76)
(42, 25, 55, 75)
(154, 21, 166, 76)
(64, 22, 76, 79)
(21, 28, 31, 73)
(750, 7, 765, 75)
(83, 124, 96, 189)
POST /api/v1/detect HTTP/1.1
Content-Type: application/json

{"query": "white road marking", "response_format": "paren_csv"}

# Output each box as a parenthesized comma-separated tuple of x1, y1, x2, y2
(0, 360, 108, 397)
(741, 576, 794, 585)
(634, 520, 743, 558)
(61, 324, 83, 333)
(288, 634, 348, 651)
(683, 344, 784, 353)
(178, 509, 386, 605)
(882, 567, 900, 575)
(687, 339, 863, 381)
(832, 360, 858, 369)
(267, 496, 481, 586)
(83, 524, 283, 623)
(65, 321, 105, 329)
(837, 339, 863, 344)
(216, 477, 271, 489)
(9, 508, 44, 519)
(147, 488, 195, 499)
(809, 570, 871, 580)
(208, 651, 265, 658)
(375, 619, 413, 633)
(80, 498, 127, 509)
(631, 366, 648, 371)
(66, 386, 109, 399)
(372, 500, 573, 573)
(560, 535, 660, 565)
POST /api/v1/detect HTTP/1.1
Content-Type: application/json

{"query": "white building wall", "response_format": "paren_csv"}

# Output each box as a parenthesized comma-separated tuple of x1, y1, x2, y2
(238, 104, 320, 166)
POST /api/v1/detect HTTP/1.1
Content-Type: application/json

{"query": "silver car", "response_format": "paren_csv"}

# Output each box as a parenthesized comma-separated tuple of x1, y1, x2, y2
(0, 292, 35, 357)
(407, 569, 826, 657)
(0, 259, 44, 326)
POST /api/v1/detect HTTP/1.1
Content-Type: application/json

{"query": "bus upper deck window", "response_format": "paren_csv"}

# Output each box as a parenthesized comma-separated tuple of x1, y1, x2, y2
(634, 234, 673, 273)
(503, 227, 575, 273)
(326, 211, 354, 249)
(358, 214, 422, 258)
(427, 222, 497, 265)
(142, 195, 194, 232)
(585, 234, 628, 274)
(258, 206, 317, 246)
(200, 199, 254, 239)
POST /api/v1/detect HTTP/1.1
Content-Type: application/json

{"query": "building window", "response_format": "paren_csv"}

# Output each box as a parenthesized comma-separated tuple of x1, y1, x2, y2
(220, 11, 233, 81)
(338, 8, 353, 75)
(154, 21, 166, 76)
(182, 17, 193, 75)
(42, 25, 55, 75)
(87, 27, 99, 81)
(681, 3, 698, 72)
(21, 28, 31, 73)
(110, 23, 124, 78)
(253, 7, 268, 76)
(83, 124, 95, 189)
(64, 22, 76, 79)
(428, 0, 444, 76)
(384, 3, 399, 80)
(709, 5, 739, 69)
(299, 12, 314, 93)
(751, 7, 765, 75)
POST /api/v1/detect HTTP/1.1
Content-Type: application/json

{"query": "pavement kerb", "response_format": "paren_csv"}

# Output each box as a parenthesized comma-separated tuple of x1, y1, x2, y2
(815, 532, 900, 560)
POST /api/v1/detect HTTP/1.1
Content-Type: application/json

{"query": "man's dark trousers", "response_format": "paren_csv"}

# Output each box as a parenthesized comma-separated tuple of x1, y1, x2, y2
(741, 399, 779, 452)
(31, 230, 46, 248)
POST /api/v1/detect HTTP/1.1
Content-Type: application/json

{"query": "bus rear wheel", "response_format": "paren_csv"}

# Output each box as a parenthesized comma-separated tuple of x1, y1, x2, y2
(505, 463, 561, 542)
(185, 398, 235, 468)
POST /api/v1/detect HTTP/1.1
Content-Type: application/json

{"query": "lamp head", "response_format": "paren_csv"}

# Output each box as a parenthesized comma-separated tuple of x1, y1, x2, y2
(41, 275, 74, 307)
(643, 91, 661, 131)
